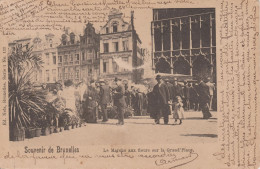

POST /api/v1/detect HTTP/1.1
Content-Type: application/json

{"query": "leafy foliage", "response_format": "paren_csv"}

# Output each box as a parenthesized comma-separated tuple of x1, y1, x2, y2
(8, 44, 47, 129)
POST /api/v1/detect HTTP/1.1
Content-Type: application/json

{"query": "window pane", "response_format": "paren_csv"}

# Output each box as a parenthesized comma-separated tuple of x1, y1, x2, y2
(113, 42, 119, 52)
(113, 25, 117, 32)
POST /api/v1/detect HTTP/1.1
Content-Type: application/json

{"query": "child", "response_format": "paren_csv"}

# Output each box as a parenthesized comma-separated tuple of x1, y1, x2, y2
(173, 96, 184, 125)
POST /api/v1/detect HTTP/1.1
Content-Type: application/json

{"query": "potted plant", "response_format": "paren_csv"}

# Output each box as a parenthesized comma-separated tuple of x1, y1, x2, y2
(8, 45, 46, 141)
(10, 127, 25, 141)
(60, 111, 72, 130)
(37, 115, 50, 136)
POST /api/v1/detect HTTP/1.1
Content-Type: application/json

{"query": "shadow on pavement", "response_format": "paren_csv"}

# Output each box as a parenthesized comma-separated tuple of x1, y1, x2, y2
(185, 117, 217, 120)
(181, 134, 217, 138)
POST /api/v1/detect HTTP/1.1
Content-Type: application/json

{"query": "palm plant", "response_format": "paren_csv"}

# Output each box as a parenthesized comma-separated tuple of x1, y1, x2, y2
(8, 44, 47, 131)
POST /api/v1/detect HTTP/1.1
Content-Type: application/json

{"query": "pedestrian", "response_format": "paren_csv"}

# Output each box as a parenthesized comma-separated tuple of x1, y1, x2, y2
(173, 96, 184, 125)
(172, 78, 184, 100)
(147, 87, 156, 119)
(193, 82, 200, 111)
(189, 82, 198, 110)
(197, 78, 212, 119)
(135, 88, 144, 116)
(113, 77, 126, 125)
(206, 77, 215, 110)
(51, 89, 65, 131)
(184, 82, 191, 110)
(99, 79, 111, 122)
(124, 83, 131, 107)
(152, 75, 171, 124)
(84, 80, 99, 123)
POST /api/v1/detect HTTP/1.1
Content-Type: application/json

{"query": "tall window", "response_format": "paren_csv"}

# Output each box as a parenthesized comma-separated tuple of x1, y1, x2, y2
(58, 56, 62, 63)
(46, 70, 50, 82)
(58, 68, 62, 80)
(104, 43, 109, 53)
(122, 40, 129, 51)
(103, 61, 107, 73)
(70, 54, 73, 62)
(53, 55, 56, 64)
(113, 42, 119, 52)
(113, 25, 118, 32)
(49, 39, 53, 48)
(75, 70, 79, 79)
(76, 54, 80, 61)
(64, 55, 68, 63)
(88, 68, 92, 75)
(82, 52, 85, 61)
(46, 53, 49, 65)
(52, 69, 56, 82)
(113, 61, 118, 72)
(106, 27, 109, 33)
(122, 57, 129, 71)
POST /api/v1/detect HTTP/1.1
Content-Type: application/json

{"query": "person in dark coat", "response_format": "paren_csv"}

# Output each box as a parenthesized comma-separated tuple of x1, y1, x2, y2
(135, 88, 144, 116)
(153, 75, 171, 124)
(172, 78, 184, 101)
(189, 82, 199, 110)
(184, 82, 191, 110)
(83, 80, 98, 123)
(165, 79, 174, 101)
(124, 84, 131, 107)
(130, 86, 136, 110)
(147, 88, 157, 119)
(197, 79, 212, 119)
(113, 77, 126, 125)
(99, 79, 111, 122)
(193, 82, 200, 111)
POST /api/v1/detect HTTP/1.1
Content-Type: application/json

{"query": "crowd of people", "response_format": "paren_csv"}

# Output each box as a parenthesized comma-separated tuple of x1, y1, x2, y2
(148, 75, 215, 125)
(41, 75, 216, 127)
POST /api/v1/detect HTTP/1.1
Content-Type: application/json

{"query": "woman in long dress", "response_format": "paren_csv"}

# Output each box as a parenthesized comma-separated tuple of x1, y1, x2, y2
(61, 80, 79, 126)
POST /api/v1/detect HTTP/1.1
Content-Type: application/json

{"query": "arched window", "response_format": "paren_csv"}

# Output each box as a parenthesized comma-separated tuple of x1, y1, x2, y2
(173, 56, 190, 75)
(112, 21, 118, 33)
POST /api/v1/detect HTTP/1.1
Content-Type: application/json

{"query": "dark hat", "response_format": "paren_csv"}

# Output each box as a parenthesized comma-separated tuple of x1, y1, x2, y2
(114, 77, 121, 82)
(64, 80, 73, 87)
(90, 80, 95, 84)
(155, 75, 162, 80)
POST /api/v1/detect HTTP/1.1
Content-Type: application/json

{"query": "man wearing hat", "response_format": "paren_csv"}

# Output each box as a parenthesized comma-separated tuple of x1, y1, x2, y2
(197, 78, 212, 119)
(165, 78, 174, 101)
(172, 78, 184, 101)
(113, 77, 126, 125)
(152, 75, 170, 124)
(99, 79, 111, 122)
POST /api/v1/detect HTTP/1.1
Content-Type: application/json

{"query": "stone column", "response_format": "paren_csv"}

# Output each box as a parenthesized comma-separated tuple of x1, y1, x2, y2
(170, 19, 173, 74)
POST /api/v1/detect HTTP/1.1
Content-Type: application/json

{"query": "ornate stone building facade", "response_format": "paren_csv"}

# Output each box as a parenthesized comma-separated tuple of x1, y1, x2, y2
(57, 28, 81, 84)
(151, 8, 216, 82)
(99, 9, 144, 83)
(80, 23, 100, 81)
(8, 34, 59, 84)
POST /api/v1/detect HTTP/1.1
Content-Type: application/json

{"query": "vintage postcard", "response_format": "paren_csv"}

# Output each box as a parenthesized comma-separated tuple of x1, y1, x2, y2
(0, 0, 259, 168)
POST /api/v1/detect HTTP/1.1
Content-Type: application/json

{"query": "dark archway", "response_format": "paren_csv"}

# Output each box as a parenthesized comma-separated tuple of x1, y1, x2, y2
(155, 58, 171, 73)
(173, 56, 190, 75)
(192, 56, 211, 80)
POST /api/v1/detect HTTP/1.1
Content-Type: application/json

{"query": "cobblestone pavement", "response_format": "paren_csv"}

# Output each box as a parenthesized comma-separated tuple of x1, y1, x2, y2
(11, 110, 218, 146)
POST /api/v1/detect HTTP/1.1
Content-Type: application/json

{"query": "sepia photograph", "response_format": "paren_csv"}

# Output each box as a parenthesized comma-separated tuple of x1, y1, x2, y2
(8, 8, 217, 145)
(0, 0, 259, 168)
